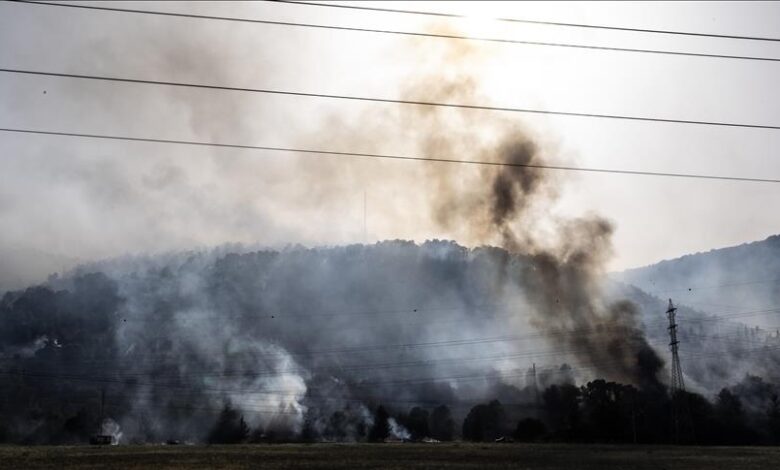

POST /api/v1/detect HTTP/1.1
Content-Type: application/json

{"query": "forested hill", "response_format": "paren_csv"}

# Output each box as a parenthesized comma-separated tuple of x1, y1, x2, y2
(614, 235, 780, 328)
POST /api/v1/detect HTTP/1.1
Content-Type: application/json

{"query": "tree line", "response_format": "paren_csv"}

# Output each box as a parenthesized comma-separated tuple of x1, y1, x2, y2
(204, 376, 780, 445)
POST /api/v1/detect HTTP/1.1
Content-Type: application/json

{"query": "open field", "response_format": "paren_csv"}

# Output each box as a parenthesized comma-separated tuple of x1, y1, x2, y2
(1, 443, 779, 470)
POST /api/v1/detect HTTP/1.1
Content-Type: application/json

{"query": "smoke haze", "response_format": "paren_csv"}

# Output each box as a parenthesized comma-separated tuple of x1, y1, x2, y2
(3, 4, 780, 446)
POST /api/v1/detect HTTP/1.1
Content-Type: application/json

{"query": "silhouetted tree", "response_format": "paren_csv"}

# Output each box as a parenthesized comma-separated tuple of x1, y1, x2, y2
(768, 394, 780, 444)
(429, 405, 455, 441)
(714, 388, 753, 444)
(462, 400, 506, 441)
(679, 390, 714, 444)
(368, 406, 390, 442)
(404, 407, 429, 440)
(326, 411, 348, 441)
(580, 380, 636, 442)
(543, 384, 581, 439)
(299, 413, 316, 443)
(207, 404, 249, 444)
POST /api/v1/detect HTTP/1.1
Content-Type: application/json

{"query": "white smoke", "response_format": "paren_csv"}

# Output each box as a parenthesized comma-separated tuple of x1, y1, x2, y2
(100, 418, 122, 445)
(387, 418, 411, 441)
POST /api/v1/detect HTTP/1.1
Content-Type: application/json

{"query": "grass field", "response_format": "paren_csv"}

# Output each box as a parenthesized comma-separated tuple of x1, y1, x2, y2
(1, 443, 779, 470)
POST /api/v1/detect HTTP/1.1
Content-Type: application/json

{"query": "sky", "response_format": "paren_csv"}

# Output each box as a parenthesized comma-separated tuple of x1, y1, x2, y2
(1, 1, 779, 290)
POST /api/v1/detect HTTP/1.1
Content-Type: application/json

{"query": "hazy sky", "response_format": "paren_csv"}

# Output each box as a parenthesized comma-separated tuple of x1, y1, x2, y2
(1, 1, 779, 289)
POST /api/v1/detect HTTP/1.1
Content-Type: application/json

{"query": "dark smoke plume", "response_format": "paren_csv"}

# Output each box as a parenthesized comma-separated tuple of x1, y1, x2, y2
(379, 33, 666, 390)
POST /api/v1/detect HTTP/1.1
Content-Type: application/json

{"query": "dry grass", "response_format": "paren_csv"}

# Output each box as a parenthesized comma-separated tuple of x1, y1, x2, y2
(1, 443, 778, 469)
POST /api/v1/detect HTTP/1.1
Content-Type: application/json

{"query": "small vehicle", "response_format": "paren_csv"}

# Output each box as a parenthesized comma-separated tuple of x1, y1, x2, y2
(90, 434, 116, 445)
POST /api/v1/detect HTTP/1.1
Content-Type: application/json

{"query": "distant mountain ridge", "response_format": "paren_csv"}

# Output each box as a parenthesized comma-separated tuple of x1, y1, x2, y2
(614, 234, 780, 329)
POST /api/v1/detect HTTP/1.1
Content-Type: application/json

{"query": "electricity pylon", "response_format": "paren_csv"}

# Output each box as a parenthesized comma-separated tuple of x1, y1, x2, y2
(667, 299, 685, 393)
(667, 298, 692, 443)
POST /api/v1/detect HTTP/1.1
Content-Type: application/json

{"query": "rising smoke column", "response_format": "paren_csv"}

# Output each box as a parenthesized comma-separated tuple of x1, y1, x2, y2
(424, 129, 664, 389)
(377, 29, 666, 390)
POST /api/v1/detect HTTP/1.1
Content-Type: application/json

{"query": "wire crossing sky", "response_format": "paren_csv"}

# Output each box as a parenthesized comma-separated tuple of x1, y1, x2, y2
(2, 68, 780, 130)
(0, 0, 779, 286)
(271, 0, 780, 43)
(11, 0, 780, 62)
(2, 127, 779, 183)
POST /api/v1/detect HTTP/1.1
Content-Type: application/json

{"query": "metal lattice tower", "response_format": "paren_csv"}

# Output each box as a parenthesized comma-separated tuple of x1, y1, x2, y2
(667, 298, 694, 443)
(666, 299, 685, 393)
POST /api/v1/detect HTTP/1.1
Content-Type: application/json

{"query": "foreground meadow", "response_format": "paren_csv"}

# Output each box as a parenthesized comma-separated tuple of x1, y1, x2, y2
(1, 443, 779, 469)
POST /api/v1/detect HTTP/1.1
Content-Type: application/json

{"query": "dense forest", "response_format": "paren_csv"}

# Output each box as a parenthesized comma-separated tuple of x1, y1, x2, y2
(2, 241, 780, 444)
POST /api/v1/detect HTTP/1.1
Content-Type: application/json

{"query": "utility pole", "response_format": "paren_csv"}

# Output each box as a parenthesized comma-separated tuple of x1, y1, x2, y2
(363, 190, 367, 243)
(532, 363, 540, 406)
(631, 398, 637, 444)
(99, 388, 105, 434)
(90, 387, 114, 445)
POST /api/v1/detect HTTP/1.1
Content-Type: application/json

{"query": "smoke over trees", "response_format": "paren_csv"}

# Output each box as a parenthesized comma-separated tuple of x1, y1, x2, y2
(2, 243, 780, 445)
(2, 13, 779, 449)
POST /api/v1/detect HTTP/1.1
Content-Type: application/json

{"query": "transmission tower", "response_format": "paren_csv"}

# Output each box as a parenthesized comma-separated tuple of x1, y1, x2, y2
(666, 299, 685, 393)
(666, 298, 692, 443)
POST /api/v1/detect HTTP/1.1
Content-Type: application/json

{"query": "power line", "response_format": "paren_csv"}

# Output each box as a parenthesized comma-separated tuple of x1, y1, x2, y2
(32, 335, 767, 384)
(49, 390, 524, 412)
(58, 344, 780, 386)
(7, 366, 571, 412)
(117, 393, 536, 412)
(0, 354, 653, 393)
(9, 339, 780, 393)
(18, 340, 780, 414)
(34, 328, 780, 377)
(668, 306, 780, 322)
(13, 327, 777, 382)
(0, 368, 558, 392)
(2, 68, 779, 132)
(1, 325, 661, 368)
(32, 334, 675, 379)
(5, 310, 777, 379)
(6, 336, 780, 404)
(650, 278, 780, 295)
(2, 126, 779, 184)
(272, 1, 780, 44)
(0, 321, 666, 368)
(1, 285, 776, 369)
(4, 284, 777, 374)
(28, 395, 308, 416)
(0, 284, 773, 366)
(6, 345, 627, 384)
(9, 1, 780, 63)
(50, 355, 752, 412)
